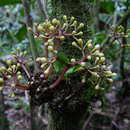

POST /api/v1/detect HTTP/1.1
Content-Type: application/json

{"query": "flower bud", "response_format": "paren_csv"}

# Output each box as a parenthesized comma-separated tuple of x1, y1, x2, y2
(0, 87, 3, 91)
(9, 93, 15, 98)
(44, 42, 49, 46)
(52, 18, 60, 25)
(63, 15, 67, 21)
(0, 66, 6, 73)
(49, 26, 55, 32)
(80, 62, 86, 67)
(11, 83, 16, 87)
(78, 23, 84, 29)
(7, 75, 12, 79)
(17, 75, 22, 80)
(107, 78, 113, 83)
(71, 58, 76, 62)
(89, 71, 100, 78)
(111, 73, 117, 77)
(48, 46, 54, 51)
(44, 65, 52, 74)
(59, 36, 65, 40)
(87, 56, 91, 60)
(77, 39, 83, 47)
(37, 25, 44, 32)
(39, 34, 46, 38)
(0, 78, 4, 84)
(95, 84, 100, 90)
(92, 44, 100, 52)
(72, 20, 77, 27)
(63, 23, 68, 28)
(41, 57, 48, 63)
(41, 63, 47, 68)
(93, 51, 104, 57)
(70, 16, 75, 22)
(75, 31, 83, 36)
(27, 27, 32, 31)
(7, 60, 13, 65)
(100, 57, 105, 63)
(72, 42, 80, 49)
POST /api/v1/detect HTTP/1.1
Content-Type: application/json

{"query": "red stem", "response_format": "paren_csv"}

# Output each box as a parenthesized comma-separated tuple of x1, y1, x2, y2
(49, 67, 68, 89)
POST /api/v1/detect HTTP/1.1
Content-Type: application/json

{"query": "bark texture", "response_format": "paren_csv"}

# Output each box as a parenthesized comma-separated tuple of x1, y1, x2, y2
(46, 1, 92, 130)
(0, 92, 10, 130)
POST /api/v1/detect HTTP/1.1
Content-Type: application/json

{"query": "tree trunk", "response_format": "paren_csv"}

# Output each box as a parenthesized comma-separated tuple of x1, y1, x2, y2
(46, 1, 92, 130)
(47, 106, 87, 130)
(0, 91, 10, 130)
(51, 0, 92, 39)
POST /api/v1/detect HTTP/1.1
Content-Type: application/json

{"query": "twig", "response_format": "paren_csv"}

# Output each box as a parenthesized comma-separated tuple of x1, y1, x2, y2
(37, 0, 49, 19)
(101, 9, 130, 48)
(21, 0, 39, 72)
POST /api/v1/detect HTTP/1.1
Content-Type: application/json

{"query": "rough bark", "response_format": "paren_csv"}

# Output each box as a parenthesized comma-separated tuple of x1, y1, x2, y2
(51, 0, 92, 39)
(47, 107, 86, 130)
(0, 91, 10, 130)
(46, 1, 92, 130)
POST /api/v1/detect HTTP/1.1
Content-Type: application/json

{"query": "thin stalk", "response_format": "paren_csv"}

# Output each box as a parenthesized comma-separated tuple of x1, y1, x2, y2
(21, 0, 39, 73)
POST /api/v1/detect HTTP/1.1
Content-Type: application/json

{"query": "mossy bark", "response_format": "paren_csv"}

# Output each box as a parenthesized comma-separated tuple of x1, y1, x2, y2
(46, 1, 92, 130)
(52, 0, 92, 38)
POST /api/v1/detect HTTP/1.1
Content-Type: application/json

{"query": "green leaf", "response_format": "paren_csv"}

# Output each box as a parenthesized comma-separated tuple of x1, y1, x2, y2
(54, 61, 65, 73)
(100, 1, 115, 14)
(0, 0, 21, 6)
(15, 26, 27, 41)
(66, 65, 83, 75)
(57, 53, 69, 63)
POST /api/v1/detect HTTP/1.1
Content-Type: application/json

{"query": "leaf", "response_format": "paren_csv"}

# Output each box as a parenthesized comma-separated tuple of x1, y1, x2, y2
(100, 1, 115, 14)
(54, 61, 65, 73)
(66, 65, 83, 75)
(57, 53, 69, 63)
(0, 0, 21, 6)
(15, 25, 27, 41)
